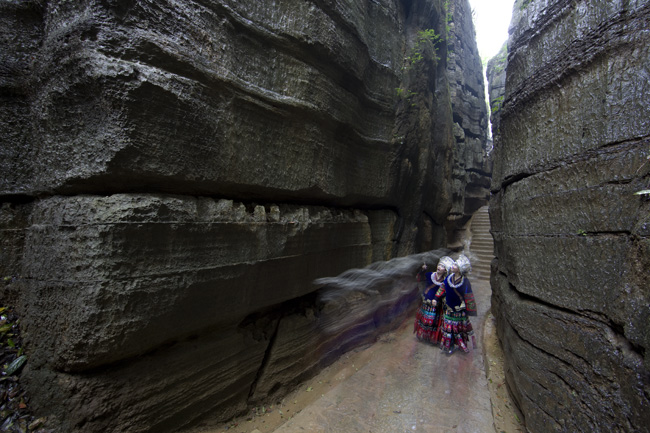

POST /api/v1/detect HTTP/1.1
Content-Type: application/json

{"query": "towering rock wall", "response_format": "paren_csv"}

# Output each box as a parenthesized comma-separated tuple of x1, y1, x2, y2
(0, 0, 488, 432)
(490, 0, 650, 431)
(445, 0, 491, 248)
(486, 42, 506, 148)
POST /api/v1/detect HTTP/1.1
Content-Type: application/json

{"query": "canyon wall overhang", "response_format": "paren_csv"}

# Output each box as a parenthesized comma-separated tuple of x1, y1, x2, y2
(0, 0, 488, 431)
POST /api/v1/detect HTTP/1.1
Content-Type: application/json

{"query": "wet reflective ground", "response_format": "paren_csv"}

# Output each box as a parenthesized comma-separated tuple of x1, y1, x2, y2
(270, 275, 493, 433)
(204, 207, 499, 433)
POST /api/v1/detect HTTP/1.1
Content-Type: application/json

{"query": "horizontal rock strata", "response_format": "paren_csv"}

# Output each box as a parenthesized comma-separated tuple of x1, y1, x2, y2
(445, 0, 491, 248)
(0, 0, 488, 431)
(490, 0, 650, 431)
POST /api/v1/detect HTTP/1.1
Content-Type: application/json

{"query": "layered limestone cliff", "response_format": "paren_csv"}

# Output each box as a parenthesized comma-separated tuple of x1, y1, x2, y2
(445, 0, 491, 248)
(490, 0, 650, 431)
(0, 0, 488, 432)
(486, 42, 506, 148)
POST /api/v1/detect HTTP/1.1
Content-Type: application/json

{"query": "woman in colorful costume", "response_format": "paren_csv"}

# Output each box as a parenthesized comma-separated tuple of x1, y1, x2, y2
(414, 256, 455, 344)
(438, 255, 477, 354)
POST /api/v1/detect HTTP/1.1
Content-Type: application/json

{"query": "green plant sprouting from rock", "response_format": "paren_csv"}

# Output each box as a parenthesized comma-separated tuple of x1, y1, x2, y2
(396, 87, 418, 100)
(490, 43, 508, 73)
(519, 0, 533, 10)
(490, 96, 504, 115)
(405, 28, 442, 69)
(399, 28, 442, 105)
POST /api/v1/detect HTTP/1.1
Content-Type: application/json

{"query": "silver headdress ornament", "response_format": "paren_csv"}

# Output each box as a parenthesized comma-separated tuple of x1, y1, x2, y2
(456, 254, 471, 275)
(438, 256, 455, 273)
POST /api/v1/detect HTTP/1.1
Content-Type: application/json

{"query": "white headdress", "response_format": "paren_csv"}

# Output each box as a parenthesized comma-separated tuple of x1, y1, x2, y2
(455, 255, 471, 275)
(438, 256, 455, 273)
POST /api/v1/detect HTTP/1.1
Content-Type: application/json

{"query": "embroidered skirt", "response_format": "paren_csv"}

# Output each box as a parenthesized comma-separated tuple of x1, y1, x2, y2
(440, 310, 476, 353)
(414, 301, 443, 344)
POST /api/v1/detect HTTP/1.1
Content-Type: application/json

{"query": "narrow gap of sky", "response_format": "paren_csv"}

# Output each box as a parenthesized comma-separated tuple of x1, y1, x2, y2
(468, 0, 514, 62)
(468, 0, 514, 140)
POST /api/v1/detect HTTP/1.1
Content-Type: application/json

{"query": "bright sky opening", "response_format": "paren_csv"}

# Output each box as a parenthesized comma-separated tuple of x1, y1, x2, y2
(468, 0, 514, 61)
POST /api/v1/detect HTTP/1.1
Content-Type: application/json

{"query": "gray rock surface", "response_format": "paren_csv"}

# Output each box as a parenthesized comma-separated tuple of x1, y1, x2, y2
(0, 0, 488, 431)
(445, 0, 491, 248)
(489, 0, 650, 431)
(486, 42, 506, 147)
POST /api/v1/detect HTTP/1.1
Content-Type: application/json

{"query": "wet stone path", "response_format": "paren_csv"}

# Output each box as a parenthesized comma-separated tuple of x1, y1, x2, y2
(205, 207, 498, 433)
(269, 276, 493, 433)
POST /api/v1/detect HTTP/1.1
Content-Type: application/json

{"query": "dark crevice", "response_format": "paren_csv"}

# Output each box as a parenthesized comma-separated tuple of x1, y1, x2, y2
(239, 291, 320, 402)
(502, 292, 591, 389)
(503, 276, 647, 365)
(500, 170, 535, 190)
(463, 129, 483, 140)
(604, 315, 647, 360)
(505, 283, 577, 332)
(546, 370, 597, 430)
(539, 312, 604, 372)
(466, 167, 491, 177)
(21, 179, 403, 216)
(462, 83, 480, 99)
(59, 292, 322, 375)
(575, 230, 632, 237)
(494, 231, 632, 239)
(498, 135, 649, 192)
(0, 195, 37, 206)
(247, 316, 282, 400)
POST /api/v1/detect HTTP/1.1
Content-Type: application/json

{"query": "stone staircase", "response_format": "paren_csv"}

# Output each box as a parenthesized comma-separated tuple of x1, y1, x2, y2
(468, 206, 493, 281)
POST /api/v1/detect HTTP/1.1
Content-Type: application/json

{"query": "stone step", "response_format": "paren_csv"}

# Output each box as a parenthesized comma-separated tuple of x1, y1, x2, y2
(469, 260, 491, 269)
(472, 253, 493, 261)
(467, 206, 493, 282)
(473, 266, 491, 272)
(471, 244, 493, 253)
(472, 247, 493, 254)
(469, 206, 494, 280)
(472, 233, 492, 240)
(472, 248, 493, 255)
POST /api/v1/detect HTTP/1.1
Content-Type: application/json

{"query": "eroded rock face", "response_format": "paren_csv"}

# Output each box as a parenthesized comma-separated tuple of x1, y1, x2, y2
(486, 42, 506, 147)
(0, 0, 487, 431)
(490, 0, 650, 431)
(445, 0, 491, 248)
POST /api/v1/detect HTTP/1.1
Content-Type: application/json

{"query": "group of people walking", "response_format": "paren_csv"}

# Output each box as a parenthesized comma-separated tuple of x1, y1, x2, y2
(414, 254, 477, 354)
